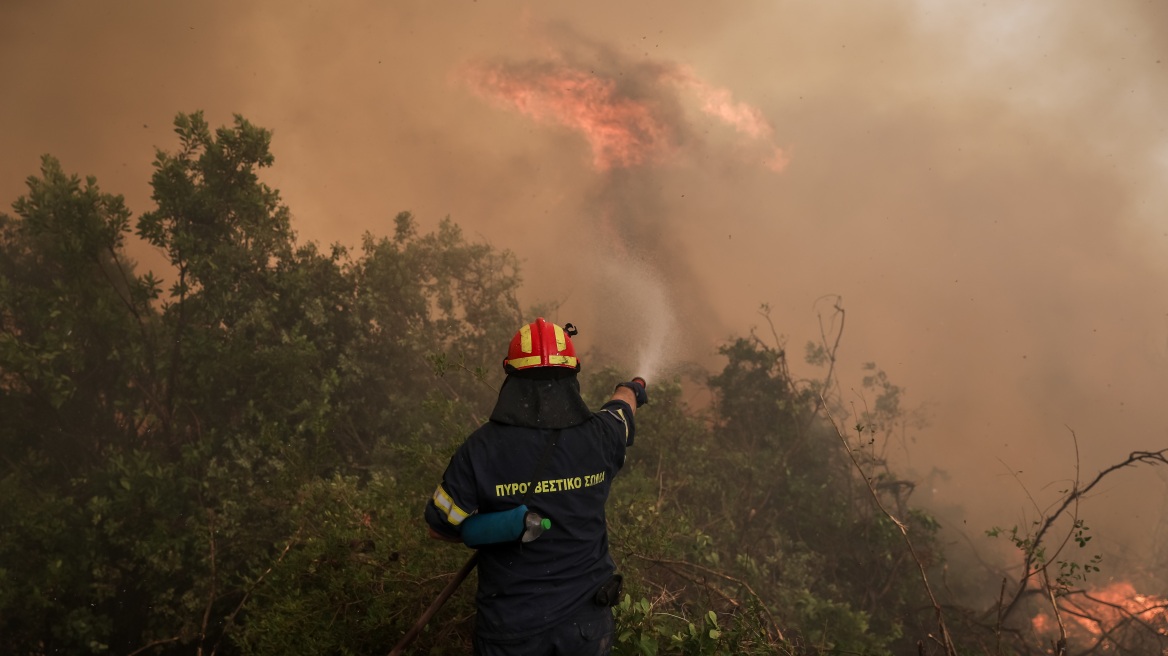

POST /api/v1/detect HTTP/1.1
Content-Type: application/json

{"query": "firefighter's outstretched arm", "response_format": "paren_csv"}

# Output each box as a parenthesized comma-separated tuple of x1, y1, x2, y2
(612, 377, 648, 414)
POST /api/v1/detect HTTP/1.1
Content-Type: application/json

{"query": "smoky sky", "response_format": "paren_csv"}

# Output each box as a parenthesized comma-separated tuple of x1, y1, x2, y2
(4, 1, 1168, 577)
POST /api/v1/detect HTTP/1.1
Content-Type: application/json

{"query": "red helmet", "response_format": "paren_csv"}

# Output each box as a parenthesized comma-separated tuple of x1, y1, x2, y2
(503, 318, 580, 372)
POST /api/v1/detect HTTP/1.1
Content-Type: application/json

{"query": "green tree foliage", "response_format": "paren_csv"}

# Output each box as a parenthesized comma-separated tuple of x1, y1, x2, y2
(0, 112, 520, 654)
(0, 157, 172, 653)
(0, 156, 152, 466)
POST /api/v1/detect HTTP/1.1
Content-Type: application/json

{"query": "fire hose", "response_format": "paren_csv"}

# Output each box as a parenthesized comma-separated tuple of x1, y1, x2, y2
(388, 507, 550, 655)
(387, 551, 479, 656)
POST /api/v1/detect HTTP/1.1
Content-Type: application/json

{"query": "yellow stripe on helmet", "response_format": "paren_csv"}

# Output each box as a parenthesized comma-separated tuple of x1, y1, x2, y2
(519, 324, 532, 354)
(553, 323, 566, 351)
(507, 355, 543, 369)
(507, 354, 578, 369)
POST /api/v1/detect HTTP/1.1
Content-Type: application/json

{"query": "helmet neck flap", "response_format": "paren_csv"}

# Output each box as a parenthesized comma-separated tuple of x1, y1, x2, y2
(488, 367, 592, 429)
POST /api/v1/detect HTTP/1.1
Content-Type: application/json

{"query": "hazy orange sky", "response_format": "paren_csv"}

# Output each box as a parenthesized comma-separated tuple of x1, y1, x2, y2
(3, 1, 1167, 581)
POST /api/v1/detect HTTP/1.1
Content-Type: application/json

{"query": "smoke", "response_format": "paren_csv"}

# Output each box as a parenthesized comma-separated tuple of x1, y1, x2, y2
(3, 0, 1168, 579)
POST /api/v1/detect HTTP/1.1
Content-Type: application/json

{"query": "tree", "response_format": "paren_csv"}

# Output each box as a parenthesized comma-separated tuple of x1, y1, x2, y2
(0, 156, 169, 653)
(0, 155, 156, 470)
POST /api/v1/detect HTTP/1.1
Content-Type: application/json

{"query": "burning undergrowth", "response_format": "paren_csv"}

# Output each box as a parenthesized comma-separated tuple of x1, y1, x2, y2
(1030, 581, 1168, 653)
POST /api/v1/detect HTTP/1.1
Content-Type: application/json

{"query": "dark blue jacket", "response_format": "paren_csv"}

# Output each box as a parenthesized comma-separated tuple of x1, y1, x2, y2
(425, 399, 635, 639)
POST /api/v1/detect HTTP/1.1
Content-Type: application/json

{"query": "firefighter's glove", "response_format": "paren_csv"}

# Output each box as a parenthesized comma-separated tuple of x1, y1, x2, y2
(615, 377, 648, 408)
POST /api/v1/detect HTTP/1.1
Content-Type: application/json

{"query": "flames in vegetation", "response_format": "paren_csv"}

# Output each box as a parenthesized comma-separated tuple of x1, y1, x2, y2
(1031, 581, 1168, 652)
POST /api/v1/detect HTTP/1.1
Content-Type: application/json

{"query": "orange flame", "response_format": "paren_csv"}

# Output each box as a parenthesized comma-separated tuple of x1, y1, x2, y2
(1031, 580, 1168, 648)
(464, 58, 788, 173)
(465, 62, 677, 170)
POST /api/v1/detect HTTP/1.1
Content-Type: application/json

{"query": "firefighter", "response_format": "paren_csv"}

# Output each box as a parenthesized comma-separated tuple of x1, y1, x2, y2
(424, 317, 647, 656)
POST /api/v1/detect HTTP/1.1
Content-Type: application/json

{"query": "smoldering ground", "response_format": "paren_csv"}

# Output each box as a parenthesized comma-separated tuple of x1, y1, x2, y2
(3, 0, 1168, 587)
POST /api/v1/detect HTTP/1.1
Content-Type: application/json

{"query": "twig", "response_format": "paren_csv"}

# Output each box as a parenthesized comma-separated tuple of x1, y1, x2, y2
(196, 510, 217, 656)
(1040, 568, 1068, 655)
(812, 295, 845, 394)
(995, 577, 1007, 655)
(127, 636, 183, 656)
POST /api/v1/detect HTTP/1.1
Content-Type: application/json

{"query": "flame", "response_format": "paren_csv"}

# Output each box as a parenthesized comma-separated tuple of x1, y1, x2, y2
(1065, 581, 1168, 636)
(1030, 580, 1168, 648)
(464, 62, 677, 170)
(464, 57, 788, 173)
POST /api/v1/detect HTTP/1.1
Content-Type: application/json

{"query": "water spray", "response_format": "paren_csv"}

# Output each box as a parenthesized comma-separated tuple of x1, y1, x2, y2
(632, 275, 673, 384)
(613, 253, 678, 384)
